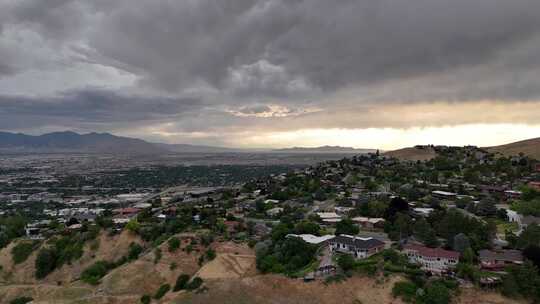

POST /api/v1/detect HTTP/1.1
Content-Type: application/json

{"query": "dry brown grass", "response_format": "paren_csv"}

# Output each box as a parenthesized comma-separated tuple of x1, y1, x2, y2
(486, 137, 540, 159)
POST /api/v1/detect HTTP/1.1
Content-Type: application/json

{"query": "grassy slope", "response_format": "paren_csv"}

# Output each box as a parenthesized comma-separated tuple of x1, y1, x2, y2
(485, 137, 540, 160)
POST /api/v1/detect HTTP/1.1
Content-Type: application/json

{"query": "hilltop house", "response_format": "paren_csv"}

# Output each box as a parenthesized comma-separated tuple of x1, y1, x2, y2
(329, 235, 385, 259)
(403, 244, 459, 275)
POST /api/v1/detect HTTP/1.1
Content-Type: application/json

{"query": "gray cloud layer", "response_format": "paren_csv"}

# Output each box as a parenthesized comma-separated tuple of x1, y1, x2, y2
(1, 0, 540, 142)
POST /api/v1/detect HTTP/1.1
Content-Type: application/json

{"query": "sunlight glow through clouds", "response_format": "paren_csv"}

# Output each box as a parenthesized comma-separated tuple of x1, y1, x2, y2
(231, 124, 540, 150)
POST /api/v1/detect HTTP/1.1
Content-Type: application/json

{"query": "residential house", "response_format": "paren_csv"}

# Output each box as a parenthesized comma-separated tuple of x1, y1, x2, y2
(504, 190, 522, 200)
(432, 190, 457, 200)
(317, 212, 342, 224)
(402, 244, 459, 275)
(329, 235, 385, 259)
(266, 207, 283, 217)
(412, 208, 435, 217)
(351, 217, 385, 229)
(286, 234, 335, 245)
(478, 249, 523, 271)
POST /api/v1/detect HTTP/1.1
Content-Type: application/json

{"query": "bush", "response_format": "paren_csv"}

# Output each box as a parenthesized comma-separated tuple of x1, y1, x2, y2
(140, 294, 151, 304)
(153, 283, 171, 299)
(9, 297, 33, 304)
(337, 254, 355, 272)
(174, 274, 190, 291)
(81, 261, 112, 285)
(392, 281, 417, 302)
(168, 237, 181, 252)
(35, 248, 57, 279)
(186, 277, 203, 290)
(128, 242, 143, 261)
(421, 281, 451, 304)
(126, 219, 141, 233)
(205, 248, 216, 261)
(11, 241, 37, 264)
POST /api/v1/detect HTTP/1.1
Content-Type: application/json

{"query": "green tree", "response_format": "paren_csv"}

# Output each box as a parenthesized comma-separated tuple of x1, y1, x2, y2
(186, 277, 203, 290)
(335, 219, 359, 235)
(337, 253, 355, 272)
(127, 242, 143, 261)
(205, 248, 216, 260)
(140, 294, 151, 304)
(35, 248, 57, 279)
(173, 274, 190, 291)
(81, 261, 112, 285)
(9, 297, 33, 304)
(125, 219, 141, 233)
(153, 283, 171, 299)
(294, 220, 320, 235)
(11, 241, 37, 264)
(421, 282, 451, 304)
(516, 224, 540, 249)
(168, 237, 181, 252)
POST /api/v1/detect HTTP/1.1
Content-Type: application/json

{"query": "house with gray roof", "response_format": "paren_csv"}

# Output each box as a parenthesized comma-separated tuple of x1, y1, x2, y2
(329, 234, 385, 259)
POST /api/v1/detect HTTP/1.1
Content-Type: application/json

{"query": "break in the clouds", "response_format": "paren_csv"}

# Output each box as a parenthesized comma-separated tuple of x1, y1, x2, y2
(1, 0, 540, 147)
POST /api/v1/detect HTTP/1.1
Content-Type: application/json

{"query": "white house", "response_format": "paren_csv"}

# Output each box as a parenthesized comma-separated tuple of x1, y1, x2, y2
(402, 244, 459, 275)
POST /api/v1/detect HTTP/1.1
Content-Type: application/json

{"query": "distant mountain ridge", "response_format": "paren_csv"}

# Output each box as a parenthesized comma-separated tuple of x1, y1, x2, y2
(273, 145, 377, 154)
(0, 131, 165, 154)
(0, 131, 380, 155)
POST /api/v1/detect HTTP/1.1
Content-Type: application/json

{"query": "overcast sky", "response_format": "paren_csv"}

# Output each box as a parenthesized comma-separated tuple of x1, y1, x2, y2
(1, 0, 540, 149)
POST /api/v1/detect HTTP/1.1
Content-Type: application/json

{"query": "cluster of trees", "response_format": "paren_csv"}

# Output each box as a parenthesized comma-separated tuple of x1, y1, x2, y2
(10, 240, 39, 264)
(255, 223, 318, 275)
(0, 216, 27, 249)
(501, 261, 540, 302)
(139, 274, 204, 303)
(35, 232, 91, 279)
(80, 242, 144, 285)
(511, 187, 540, 217)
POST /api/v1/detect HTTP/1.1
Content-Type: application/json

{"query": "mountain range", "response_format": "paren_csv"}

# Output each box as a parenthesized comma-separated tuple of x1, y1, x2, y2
(1, 131, 537, 157)
(0, 131, 376, 155)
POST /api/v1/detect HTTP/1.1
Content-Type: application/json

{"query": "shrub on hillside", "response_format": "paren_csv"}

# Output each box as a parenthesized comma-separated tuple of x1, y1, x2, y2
(35, 248, 57, 279)
(153, 283, 171, 299)
(9, 297, 33, 304)
(81, 261, 112, 285)
(140, 294, 151, 304)
(186, 277, 203, 290)
(174, 274, 191, 291)
(168, 237, 181, 252)
(11, 241, 37, 264)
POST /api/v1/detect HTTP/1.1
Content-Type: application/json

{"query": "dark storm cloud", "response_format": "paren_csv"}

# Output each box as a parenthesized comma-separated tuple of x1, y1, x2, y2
(5, 0, 539, 98)
(86, 0, 540, 98)
(0, 62, 14, 76)
(1, 0, 540, 139)
(0, 89, 202, 129)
